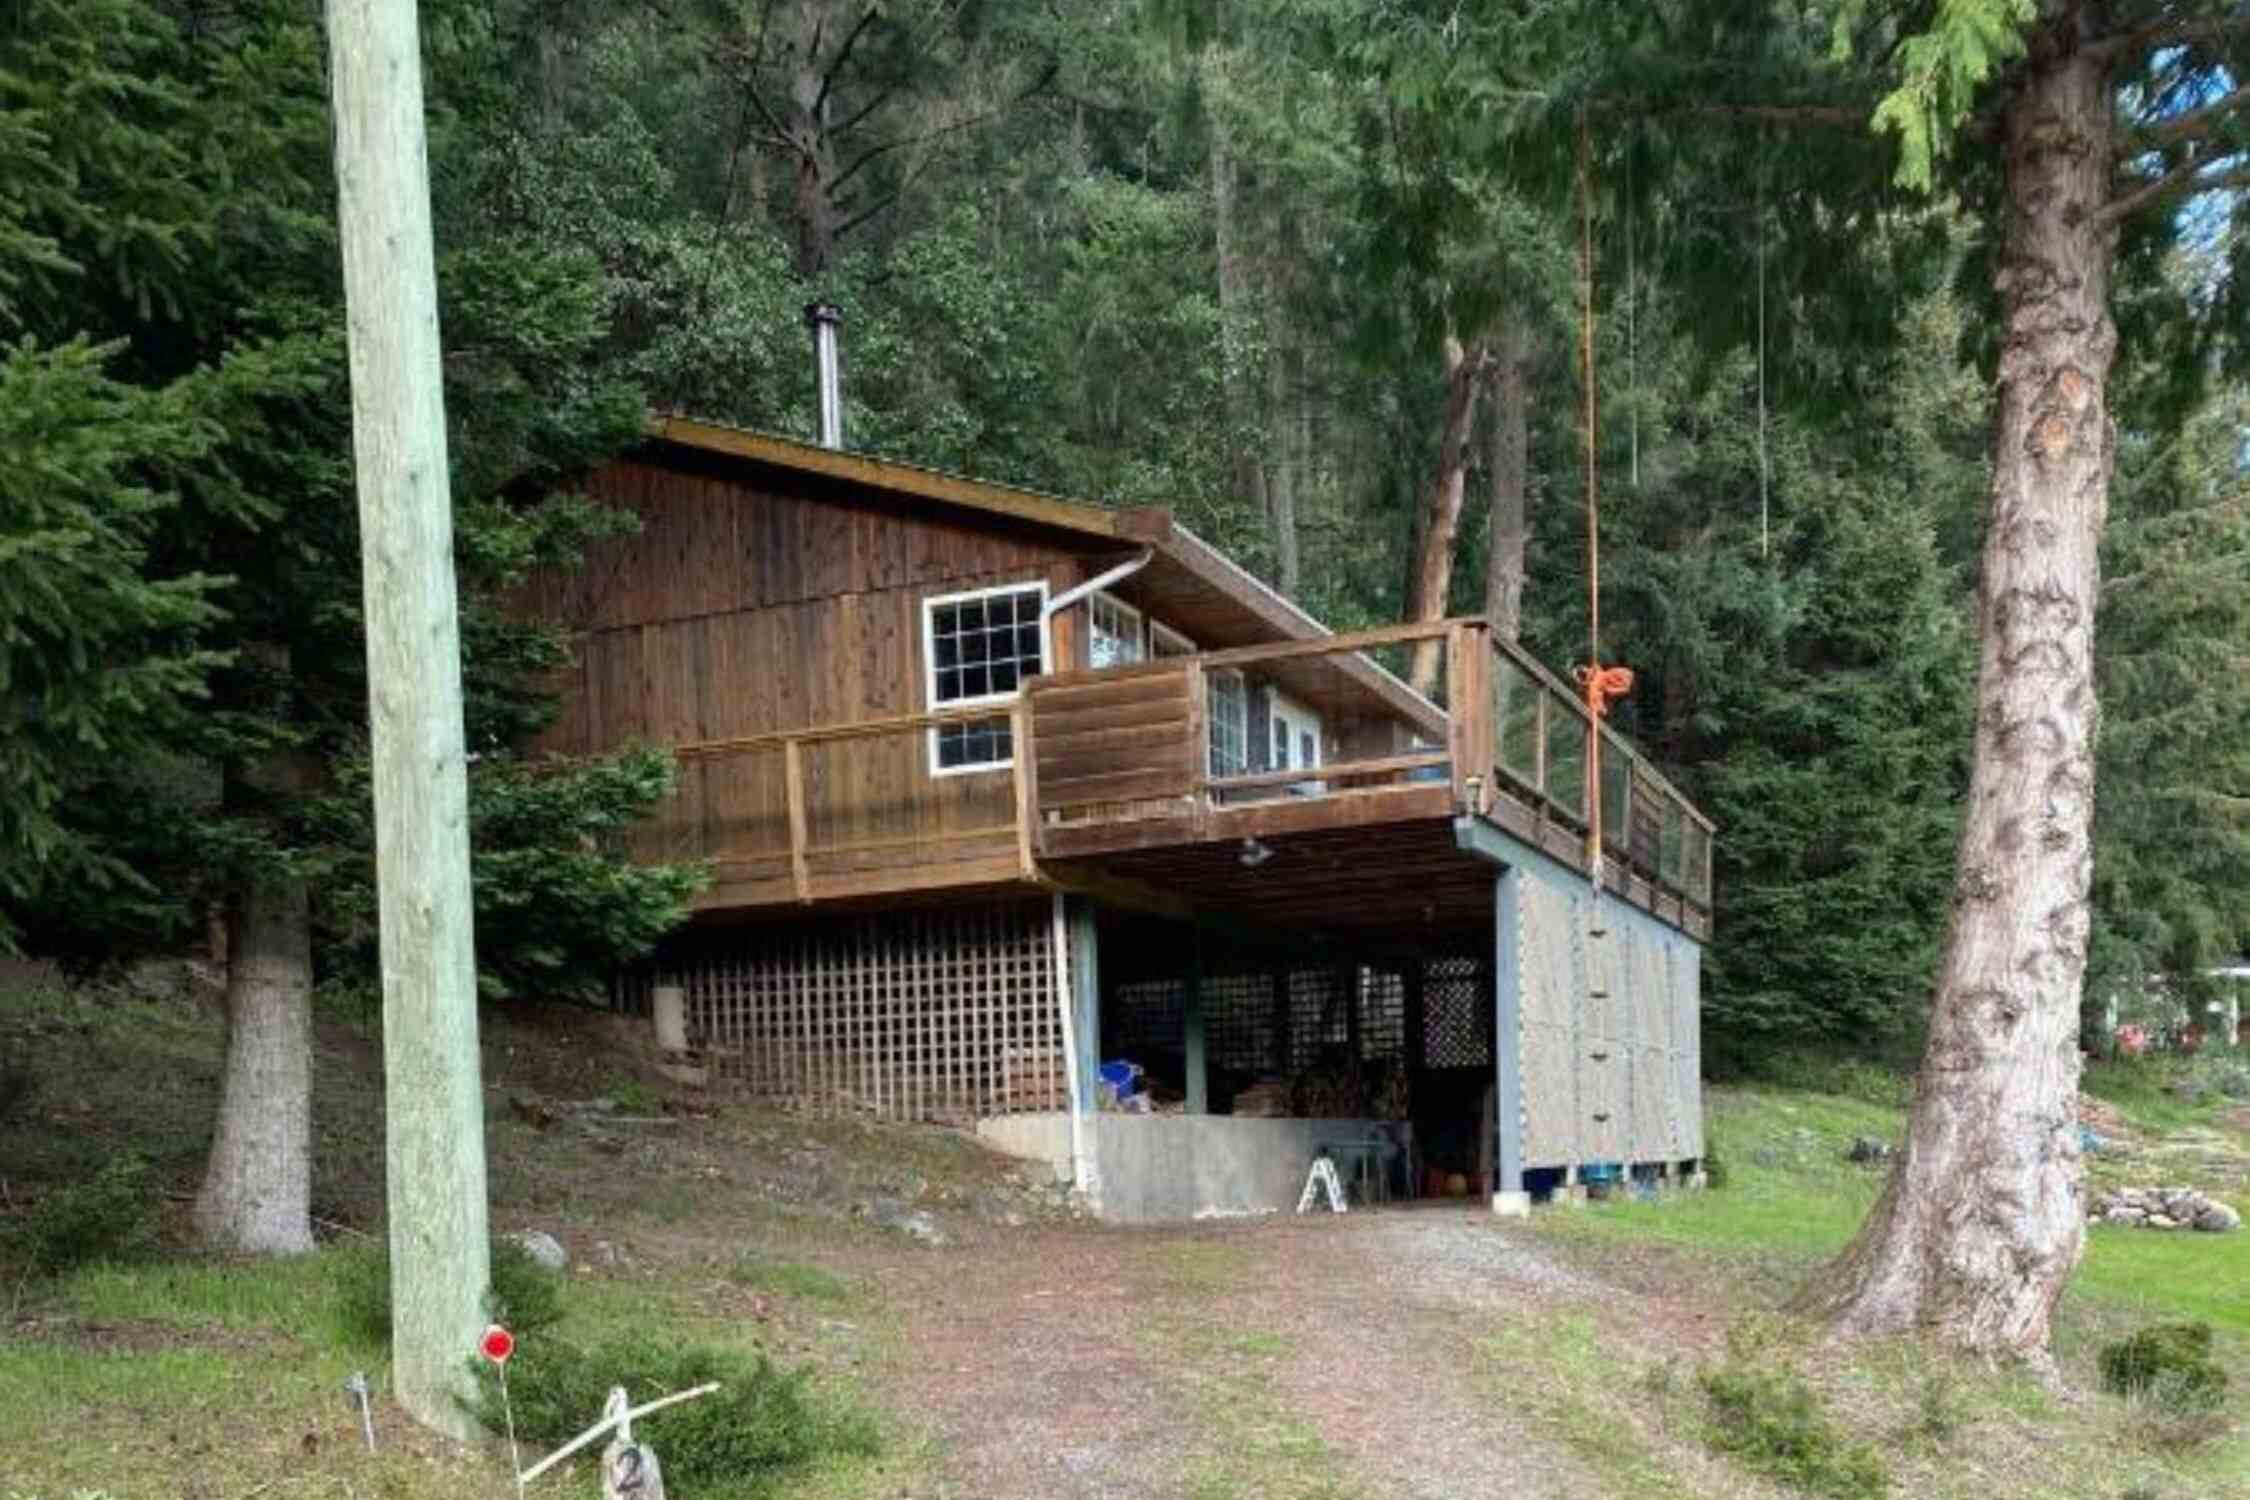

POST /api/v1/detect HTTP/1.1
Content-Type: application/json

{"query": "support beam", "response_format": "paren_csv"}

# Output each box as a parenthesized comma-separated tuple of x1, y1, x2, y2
(327, 0, 489, 1438)
(1066, 895, 1103, 1210)
(1491, 866, 1528, 1215)
(1184, 923, 1208, 1114)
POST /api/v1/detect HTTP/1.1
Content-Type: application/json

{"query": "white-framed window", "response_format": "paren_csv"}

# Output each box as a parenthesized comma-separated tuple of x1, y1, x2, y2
(1089, 591, 1145, 669)
(1150, 622, 1196, 659)
(1208, 668, 1248, 777)
(1270, 689, 1325, 795)
(924, 581, 1047, 774)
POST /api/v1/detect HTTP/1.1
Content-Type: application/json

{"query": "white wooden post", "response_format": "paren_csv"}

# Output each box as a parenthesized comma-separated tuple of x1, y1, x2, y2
(326, 0, 491, 1438)
(653, 984, 688, 1054)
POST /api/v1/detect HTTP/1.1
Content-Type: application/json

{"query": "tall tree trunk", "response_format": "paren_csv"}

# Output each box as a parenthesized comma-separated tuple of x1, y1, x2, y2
(1207, 46, 1268, 525)
(194, 869, 314, 1256)
(1405, 336, 1486, 694)
(786, 0, 839, 281)
(1801, 39, 2114, 1361)
(1482, 327, 1533, 643)
(1266, 295, 1300, 597)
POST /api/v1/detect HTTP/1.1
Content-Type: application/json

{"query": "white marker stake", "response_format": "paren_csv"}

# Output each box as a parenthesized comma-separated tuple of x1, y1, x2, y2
(480, 1324, 523, 1498)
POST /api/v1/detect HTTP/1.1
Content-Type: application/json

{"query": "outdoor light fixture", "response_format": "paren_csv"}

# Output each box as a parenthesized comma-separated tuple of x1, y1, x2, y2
(1238, 837, 1273, 869)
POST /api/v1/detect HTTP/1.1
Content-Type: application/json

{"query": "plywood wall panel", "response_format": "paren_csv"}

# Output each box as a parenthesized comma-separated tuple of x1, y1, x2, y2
(1519, 874, 1581, 1171)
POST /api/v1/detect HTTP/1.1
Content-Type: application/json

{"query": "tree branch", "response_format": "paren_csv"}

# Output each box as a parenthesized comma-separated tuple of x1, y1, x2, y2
(1668, 102, 1873, 127)
(2089, 15, 2250, 63)
(828, 63, 1057, 195)
(2131, 83, 2250, 148)
(831, 82, 901, 140)
(2098, 154, 2250, 228)
(815, 8, 883, 119)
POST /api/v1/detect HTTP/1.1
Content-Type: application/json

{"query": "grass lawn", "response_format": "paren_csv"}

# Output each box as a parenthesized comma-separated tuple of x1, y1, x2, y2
(1540, 1080, 2250, 1338)
(1520, 1073, 2250, 1500)
(0, 982, 952, 1500)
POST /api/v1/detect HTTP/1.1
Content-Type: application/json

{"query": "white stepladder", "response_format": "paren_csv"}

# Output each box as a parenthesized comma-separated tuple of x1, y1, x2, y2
(1296, 1150, 1348, 1214)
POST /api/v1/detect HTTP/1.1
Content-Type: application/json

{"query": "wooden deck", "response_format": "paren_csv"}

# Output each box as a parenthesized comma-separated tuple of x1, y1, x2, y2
(666, 618, 1715, 939)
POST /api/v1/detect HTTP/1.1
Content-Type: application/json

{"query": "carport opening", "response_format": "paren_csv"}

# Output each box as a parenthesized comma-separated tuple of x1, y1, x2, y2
(1094, 909, 1501, 1204)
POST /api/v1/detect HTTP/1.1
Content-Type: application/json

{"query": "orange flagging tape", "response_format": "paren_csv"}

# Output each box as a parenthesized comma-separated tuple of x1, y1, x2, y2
(1575, 663, 1634, 718)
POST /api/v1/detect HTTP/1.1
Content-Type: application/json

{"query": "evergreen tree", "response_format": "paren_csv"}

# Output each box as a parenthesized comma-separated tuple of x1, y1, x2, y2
(1579, 0, 2250, 1357)
(2091, 371, 2250, 999)
(0, 0, 703, 1253)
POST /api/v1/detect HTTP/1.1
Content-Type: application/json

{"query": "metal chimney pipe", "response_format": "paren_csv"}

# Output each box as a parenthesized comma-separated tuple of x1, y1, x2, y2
(805, 300, 843, 449)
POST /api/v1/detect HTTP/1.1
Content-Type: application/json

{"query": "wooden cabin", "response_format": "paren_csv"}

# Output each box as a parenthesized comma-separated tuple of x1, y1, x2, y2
(528, 416, 1717, 1220)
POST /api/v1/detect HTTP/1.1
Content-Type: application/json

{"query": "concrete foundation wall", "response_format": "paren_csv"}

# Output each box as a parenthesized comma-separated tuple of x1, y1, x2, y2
(1092, 1115, 1403, 1223)
(975, 1111, 1073, 1182)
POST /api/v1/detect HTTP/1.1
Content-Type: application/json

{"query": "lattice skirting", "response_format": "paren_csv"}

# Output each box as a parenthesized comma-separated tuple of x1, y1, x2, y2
(643, 899, 1066, 1124)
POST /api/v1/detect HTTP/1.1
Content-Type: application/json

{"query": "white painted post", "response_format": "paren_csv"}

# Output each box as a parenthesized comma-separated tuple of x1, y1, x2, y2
(1492, 868, 1530, 1218)
(653, 984, 688, 1054)
(326, 0, 491, 1438)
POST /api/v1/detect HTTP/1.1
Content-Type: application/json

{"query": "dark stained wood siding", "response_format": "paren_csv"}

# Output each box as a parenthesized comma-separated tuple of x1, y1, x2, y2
(524, 455, 1103, 902)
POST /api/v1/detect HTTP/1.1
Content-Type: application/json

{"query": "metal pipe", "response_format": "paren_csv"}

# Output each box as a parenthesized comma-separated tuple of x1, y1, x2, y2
(804, 300, 843, 449)
(1042, 549, 1153, 622)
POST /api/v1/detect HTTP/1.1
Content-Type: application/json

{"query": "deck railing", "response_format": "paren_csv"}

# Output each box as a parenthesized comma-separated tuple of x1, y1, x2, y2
(669, 706, 1036, 902)
(1476, 630, 1716, 909)
(663, 616, 1714, 917)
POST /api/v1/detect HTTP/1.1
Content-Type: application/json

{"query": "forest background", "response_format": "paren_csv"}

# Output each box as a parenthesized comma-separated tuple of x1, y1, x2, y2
(4, 0, 2247, 1074)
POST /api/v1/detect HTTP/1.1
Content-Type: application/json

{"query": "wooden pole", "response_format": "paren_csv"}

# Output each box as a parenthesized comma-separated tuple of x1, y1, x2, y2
(326, 0, 491, 1439)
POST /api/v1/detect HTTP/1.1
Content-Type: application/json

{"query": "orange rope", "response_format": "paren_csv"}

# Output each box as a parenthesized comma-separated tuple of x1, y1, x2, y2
(1575, 116, 1631, 879)
(1577, 663, 1635, 719)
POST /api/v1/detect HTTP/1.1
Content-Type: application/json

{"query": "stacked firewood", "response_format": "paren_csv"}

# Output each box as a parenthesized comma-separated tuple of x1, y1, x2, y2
(993, 1048, 1068, 1112)
(1230, 1077, 1291, 1117)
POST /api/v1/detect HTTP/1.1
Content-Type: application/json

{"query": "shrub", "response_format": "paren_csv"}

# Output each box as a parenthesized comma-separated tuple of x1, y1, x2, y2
(331, 1236, 565, 1349)
(18, 1153, 156, 1273)
(2098, 1323, 2228, 1409)
(1911, 1371, 1960, 1447)
(1698, 1359, 1890, 1500)
(467, 1332, 879, 1497)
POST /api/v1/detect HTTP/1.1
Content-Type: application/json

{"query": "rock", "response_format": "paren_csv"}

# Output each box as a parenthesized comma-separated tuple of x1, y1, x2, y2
(2103, 1207, 2146, 1226)
(1845, 1137, 1894, 1165)
(510, 1230, 568, 1271)
(864, 1196, 951, 1247)
(2147, 1214, 2179, 1229)
(2194, 1202, 2241, 1232)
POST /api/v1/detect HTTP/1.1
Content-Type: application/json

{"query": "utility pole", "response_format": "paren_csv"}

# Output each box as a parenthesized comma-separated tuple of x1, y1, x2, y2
(326, 0, 491, 1438)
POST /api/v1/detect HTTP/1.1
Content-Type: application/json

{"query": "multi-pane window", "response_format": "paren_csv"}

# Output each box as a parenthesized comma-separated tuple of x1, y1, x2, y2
(1150, 623, 1196, 659)
(1208, 668, 1248, 777)
(1089, 592, 1145, 669)
(925, 583, 1046, 772)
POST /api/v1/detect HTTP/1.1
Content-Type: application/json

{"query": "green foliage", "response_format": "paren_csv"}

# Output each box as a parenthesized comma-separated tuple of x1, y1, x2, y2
(1698, 1348, 1891, 1499)
(2091, 379, 2250, 996)
(15, 1154, 156, 1274)
(0, 0, 695, 994)
(1583, 286, 1979, 1054)
(0, 337, 223, 939)
(1860, 0, 2035, 190)
(311, 748, 705, 1001)
(330, 1236, 564, 1351)
(2098, 1323, 2229, 1409)
(467, 1333, 879, 1498)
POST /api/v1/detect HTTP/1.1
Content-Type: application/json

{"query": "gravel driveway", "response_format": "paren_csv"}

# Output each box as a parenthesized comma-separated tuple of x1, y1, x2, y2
(855, 1205, 1618, 1499)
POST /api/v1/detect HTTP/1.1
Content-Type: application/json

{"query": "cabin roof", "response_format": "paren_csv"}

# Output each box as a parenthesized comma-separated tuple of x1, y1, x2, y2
(646, 415, 1444, 730)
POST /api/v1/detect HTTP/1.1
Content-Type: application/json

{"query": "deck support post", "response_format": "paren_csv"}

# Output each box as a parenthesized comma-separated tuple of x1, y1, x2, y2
(1491, 865, 1529, 1217)
(1184, 922, 1208, 1114)
(1062, 895, 1103, 1210)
